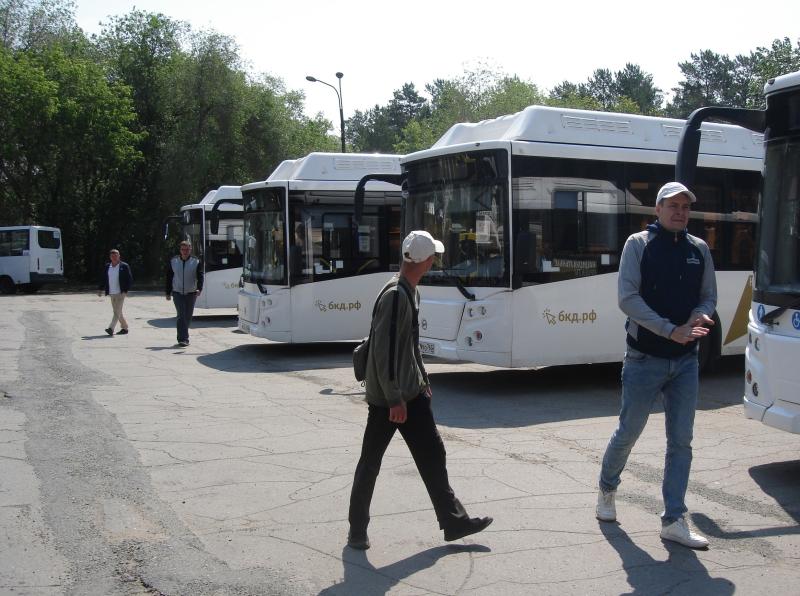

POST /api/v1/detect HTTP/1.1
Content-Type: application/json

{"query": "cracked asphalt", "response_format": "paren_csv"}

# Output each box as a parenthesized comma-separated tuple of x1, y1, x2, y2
(1, 292, 798, 595)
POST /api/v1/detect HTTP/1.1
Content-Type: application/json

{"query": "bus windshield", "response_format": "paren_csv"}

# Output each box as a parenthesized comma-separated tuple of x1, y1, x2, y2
(757, 137, 800, 298)
(243, 187, 286, 285)
(182, 208, 203, 260)
(404, 149, 509, 287)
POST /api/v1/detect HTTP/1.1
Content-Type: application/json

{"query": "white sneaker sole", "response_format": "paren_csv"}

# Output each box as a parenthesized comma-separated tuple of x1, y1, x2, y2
(660, 532, 709, 549)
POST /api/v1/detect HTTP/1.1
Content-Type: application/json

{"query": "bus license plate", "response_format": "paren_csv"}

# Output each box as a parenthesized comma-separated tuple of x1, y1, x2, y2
(419, 341, 435, 355)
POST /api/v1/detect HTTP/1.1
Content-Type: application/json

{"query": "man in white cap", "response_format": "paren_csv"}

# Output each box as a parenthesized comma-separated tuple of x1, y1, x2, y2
(596, 182, 716, 549)
(347, 230, 493, 550)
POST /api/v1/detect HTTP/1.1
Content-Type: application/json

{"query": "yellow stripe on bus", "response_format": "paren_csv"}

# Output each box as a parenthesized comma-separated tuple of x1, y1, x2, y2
(724, 274, 753, 346)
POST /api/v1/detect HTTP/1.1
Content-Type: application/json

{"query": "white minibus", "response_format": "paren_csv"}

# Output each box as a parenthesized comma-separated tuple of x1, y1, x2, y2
(0, 226, 65, 294)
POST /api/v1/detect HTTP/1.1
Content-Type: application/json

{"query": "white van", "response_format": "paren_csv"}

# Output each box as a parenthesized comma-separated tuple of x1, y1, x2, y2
(0, 226, 65, 294)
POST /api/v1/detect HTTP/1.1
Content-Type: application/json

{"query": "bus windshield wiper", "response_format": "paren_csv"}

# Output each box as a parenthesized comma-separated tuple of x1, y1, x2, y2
(433, 264, 476, 301)
(760, 296, 800, 324)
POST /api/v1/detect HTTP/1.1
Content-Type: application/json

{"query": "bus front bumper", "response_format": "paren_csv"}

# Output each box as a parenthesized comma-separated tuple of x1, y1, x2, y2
(745, 394, 800, 434)
(238, 318, 291, 342)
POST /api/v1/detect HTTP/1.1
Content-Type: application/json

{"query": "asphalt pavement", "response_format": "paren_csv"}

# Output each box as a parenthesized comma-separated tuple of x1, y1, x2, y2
(1, 292, 799, 595)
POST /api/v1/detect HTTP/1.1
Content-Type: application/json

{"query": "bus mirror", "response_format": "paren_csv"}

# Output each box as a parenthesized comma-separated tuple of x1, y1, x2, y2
(210, 213, 219, 235)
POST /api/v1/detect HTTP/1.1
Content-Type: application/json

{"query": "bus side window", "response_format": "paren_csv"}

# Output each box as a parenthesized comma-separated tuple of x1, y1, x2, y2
(515, 229, 538, 275)
(0, 231, 10, 257)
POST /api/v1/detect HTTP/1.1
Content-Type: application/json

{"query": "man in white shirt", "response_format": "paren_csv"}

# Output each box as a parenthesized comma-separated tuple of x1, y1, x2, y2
(98, 249, 133, 336)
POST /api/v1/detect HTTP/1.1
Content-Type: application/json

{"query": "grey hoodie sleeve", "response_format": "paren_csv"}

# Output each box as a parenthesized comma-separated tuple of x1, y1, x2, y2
(617, 233, 677, 339)
(689, 239, 717, 321)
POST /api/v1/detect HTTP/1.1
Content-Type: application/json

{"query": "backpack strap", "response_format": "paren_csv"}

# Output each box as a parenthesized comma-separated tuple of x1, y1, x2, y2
(365, 281, 398, 353)
(389, 289, 399, 380)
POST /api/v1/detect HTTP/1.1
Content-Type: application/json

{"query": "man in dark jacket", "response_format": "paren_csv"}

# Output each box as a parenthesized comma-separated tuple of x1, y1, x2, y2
(98, 249, 133, 336)
(165, 241, 203, 347)
(596, 182, 716, 549)
(347, 230, 492, 550)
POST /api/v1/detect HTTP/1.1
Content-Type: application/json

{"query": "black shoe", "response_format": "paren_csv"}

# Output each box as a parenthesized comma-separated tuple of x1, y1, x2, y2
(444, 516, 493, 542)
(178, 340, 189, 347)
(117, 328, 128, 335)
(105, 328, 113, 336)
(347, 529, 370, 550)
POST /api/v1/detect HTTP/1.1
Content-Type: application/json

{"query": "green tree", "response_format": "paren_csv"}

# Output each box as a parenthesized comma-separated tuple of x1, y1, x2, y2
(0, 0, 78, 50)
(613, 63, 663, 115)
(666, 50, 738, 117)
(549, 65, 662, 114)
(0, 42, 142, 278)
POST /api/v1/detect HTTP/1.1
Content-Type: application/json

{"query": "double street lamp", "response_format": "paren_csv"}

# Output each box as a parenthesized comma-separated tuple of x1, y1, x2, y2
(306, 72, 345, 153)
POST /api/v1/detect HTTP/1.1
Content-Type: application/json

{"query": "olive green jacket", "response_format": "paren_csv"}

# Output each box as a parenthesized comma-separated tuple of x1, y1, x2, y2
(364, 276, 429, 407)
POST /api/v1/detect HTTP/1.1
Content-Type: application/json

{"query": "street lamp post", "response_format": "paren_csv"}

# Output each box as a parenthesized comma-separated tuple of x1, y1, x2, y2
(306, 72, 346, 153)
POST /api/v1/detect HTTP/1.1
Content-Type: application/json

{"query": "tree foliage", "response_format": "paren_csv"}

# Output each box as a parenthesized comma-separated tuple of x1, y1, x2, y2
(1, 1, 798, 281)
(0, 1, 339, 281)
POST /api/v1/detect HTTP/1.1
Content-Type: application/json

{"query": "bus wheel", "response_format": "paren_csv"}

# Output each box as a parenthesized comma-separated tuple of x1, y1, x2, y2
(21, 283, 41, 294)
(0, 277, 15, 295)
(698, 312, 722, 373)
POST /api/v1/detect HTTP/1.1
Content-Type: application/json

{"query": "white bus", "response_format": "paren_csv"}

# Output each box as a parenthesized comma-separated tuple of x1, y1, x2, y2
(361, 106, 763, 369)
(167, 186, 243, 309)
(678, 71, 800, 432)
(238, 153, 403, 342)
(0, 226, 65, 294)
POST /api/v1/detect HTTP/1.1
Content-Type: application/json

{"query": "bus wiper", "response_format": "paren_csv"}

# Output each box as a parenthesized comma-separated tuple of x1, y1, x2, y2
(760, 296, 800, 324)
(434, 264, 476, 301)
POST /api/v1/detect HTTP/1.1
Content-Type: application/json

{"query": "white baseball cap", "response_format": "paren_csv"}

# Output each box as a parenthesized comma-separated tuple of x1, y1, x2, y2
(402, 230, 445, 263)
(656, 181, 697, 205)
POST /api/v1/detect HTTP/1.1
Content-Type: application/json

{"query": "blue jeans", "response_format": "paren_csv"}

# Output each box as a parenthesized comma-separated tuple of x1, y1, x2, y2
(172, 292, 197, 343)
(599, 347, 699, 523)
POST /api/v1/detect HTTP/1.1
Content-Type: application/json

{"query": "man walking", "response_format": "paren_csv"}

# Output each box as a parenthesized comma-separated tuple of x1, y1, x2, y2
(165, 241, 203, 347)
(98, 249, 132, 336)
(347, 230, 492, 550)
(597, 182, 716, 549)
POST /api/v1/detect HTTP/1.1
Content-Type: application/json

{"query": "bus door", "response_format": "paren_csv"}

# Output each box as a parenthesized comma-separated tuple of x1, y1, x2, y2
(0, 228, 30, 286)
(33, 228, 62, 276)
(288, 201, 392, 342)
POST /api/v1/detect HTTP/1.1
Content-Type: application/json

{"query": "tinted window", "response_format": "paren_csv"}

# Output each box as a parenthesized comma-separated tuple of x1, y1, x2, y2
(37, 229, 60, 249)
(0, 230, 30, 257)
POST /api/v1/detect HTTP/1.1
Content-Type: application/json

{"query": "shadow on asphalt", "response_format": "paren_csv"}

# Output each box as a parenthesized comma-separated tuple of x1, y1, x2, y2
(147, 314, 237, 329)
(692, 459, 800, 541)
(194, 341, 745, 427)
(599, 523, 734, 594)
(749, 460, 800, 523)
(196, 342, 355, 372)
(427, 356, 744, 429)
(318, 544, 490, 596)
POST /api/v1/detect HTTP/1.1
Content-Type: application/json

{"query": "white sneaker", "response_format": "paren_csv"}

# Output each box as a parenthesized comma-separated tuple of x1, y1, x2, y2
(660, 516, 709, 549)
(596, 488, 617, 522)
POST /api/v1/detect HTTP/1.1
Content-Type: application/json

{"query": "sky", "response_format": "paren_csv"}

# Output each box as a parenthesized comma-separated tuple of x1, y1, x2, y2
(73, 0, 800, 128)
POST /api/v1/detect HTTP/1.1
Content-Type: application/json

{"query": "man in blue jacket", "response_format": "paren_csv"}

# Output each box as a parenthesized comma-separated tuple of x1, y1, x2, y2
(98, 249, 133, 336)
(596, 182, 716, 549)
(165, 241, 203, 347)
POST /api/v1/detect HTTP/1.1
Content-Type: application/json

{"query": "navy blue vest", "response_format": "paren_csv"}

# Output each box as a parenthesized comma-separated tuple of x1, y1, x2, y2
(626, 222, 705, 358)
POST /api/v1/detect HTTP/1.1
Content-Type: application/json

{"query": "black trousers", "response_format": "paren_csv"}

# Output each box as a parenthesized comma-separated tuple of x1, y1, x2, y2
(348, 394, 469, 532)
